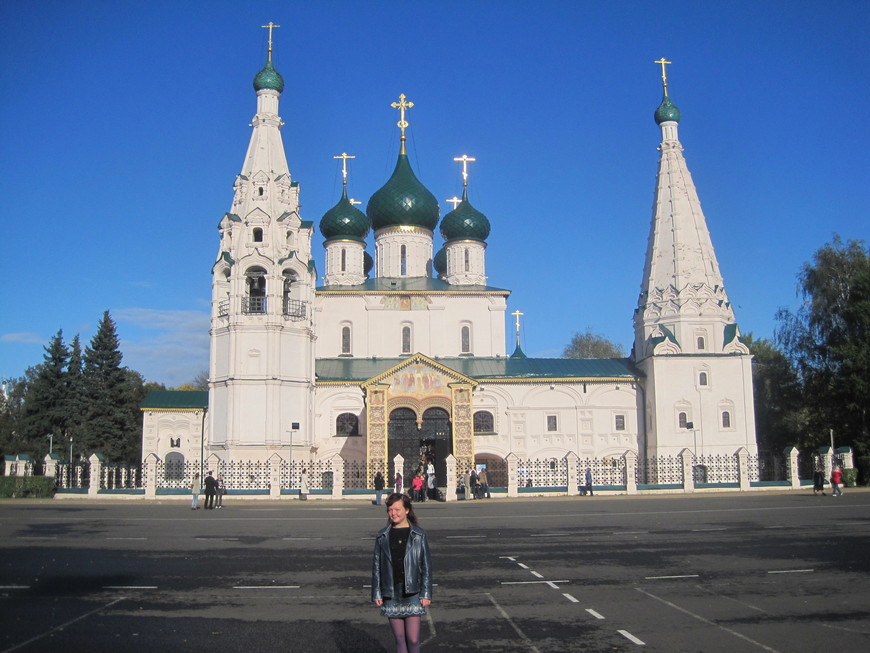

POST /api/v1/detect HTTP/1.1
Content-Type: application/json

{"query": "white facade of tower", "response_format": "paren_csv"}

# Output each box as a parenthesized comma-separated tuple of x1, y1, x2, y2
(207, 76, 317, 462)
(633, 108, 757, 458)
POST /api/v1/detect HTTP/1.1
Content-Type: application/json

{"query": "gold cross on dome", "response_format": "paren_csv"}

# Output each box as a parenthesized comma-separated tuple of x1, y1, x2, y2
(349, 198, 362, 206)
(391, 94, 414, 141)
(446, 196, 462, 209)
(654, 58, 672, 94)
(453, 154, 476, 187)
(511, 309, 524, 348)
(261, 22, 280, 61)
(333, 152, 356, 185)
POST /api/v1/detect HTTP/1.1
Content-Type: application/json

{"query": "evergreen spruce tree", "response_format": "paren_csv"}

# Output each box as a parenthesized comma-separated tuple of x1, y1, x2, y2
(21, 330, 69, 456)
(81, 311, 140, 462)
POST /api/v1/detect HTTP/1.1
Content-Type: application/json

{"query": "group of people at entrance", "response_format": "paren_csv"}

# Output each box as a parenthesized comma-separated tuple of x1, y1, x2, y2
(459, 467, 490, 499)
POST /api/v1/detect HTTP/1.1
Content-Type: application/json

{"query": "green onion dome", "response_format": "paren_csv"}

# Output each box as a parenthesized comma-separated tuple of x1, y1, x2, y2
(433, 247, 447, 276)
(654, 94, 680, 124)
(366, 153, 440, 231)
(253, 60, 285, 93)
(439, 190, 490, 242)
(319, 188, 370, 241)
(363, 251, 374, 276)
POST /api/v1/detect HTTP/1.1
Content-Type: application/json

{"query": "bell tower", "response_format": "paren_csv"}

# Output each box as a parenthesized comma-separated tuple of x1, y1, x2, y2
(208, 25, 316, 461)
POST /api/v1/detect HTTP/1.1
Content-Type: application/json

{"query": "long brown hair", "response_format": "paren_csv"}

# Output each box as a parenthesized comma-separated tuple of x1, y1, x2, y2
(384, 492, 418, 525)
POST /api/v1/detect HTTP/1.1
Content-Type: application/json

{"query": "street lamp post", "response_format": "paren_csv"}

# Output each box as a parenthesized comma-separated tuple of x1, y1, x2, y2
(47, 433, 53, 455)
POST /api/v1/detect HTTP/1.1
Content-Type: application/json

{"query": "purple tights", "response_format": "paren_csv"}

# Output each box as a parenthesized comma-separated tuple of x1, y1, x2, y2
(389, 616, 421, 653)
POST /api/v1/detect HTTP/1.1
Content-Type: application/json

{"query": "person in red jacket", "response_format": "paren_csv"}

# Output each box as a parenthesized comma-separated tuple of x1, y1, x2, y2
(830, 466, 844, 496)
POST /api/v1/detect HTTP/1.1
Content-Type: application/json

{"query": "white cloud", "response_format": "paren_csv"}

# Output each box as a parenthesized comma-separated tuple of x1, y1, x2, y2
(1, 332, 45, 344)
(114, 308, 210, 386)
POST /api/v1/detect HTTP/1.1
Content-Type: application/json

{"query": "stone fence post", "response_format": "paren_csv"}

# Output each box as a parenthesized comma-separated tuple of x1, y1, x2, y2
(393, 454, 405, 494)
(269, 454, 283, 499)
(680, 448, 695, 493)
(837, 446, 854, 470)
(43, 453, 60, 478)
(784, 446, 800, 489)
(88, 453, 105, 497)
(565, 452, 580, 496)
(144, 453, 159, 498)
(506, 453, 520, 498)
(445, 455, 457, 502)
(624, 450, 638, 495)
(331, 454, 344, 499)
(736, 447, 751, 491)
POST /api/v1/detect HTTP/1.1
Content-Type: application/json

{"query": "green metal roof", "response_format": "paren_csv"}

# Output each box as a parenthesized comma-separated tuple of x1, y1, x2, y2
(140, 390, 208, 410)
(440, 189, 490, 242)
(317, 277, 509, 294)
(316, 356, 641, 383)
(320, 188, 370, 241)
(367, 153, 440, 231)
(253, 60, 284, 93)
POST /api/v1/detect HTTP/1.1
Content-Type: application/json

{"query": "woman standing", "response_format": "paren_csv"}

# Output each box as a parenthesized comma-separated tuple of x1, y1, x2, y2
(372, 493, 432, 653)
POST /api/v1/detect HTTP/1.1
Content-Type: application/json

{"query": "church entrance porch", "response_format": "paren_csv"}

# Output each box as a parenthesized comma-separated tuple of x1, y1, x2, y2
(388, 407, 451, 494)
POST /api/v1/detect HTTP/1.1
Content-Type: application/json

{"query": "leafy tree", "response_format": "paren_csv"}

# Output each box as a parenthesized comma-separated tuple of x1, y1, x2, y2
(80, 311, 141, 462)
(563, 327, 625, 359)
(776, 236, 870, 454)
(21, 330, 69, 452)
(744, 334, 808, 452)
(191, 369, 209, 391)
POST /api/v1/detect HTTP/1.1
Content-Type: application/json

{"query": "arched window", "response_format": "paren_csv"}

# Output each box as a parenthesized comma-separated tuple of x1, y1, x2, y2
(464, 248, 470, 272)
(678, 412, 688, 429)
(253, 227, 263, 242)
(401, 325, 412, 354)
(473, 411, 494, 433)
(400, 245, 407, 276)
(341, 326, 351, 355)
(697, 336, 705, 350)
(245, 267, 266, 313)
(341, 248, 346, 272)
(699, 372, 708, 386)
(461, 325, 471, 354)
(722, 411, 732, 428)
(336, 413, 359, 437)
(165, 451, 185, 481)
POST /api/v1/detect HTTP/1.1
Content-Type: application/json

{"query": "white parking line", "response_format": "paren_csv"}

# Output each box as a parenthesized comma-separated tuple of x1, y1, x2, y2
(530, 533, 565, 537)
(691, 528, 727, 532)
(0, 585, 29, 589)
(499, 556, 517, 561)
(645, 574, 700, 580)
(767, 569, 813, 574)
(636, 587, 782, 652)
(106, 537, 147, 540)
(16, 536, 57, 540)
(530, 571, 543, 578)
(563, 593, 579, 603)
(485, 592, 541, 653)
(103, 586, 157, 589)
(501, 580, 569, 585)
(2, 597, 125, 653)
(233, 585, 300, 589)
(586, 608, 605, 620)
(618, 629, 646, 645)
(446, 535, 486, 539)
(517, 563, 530, 569)
(618, 531, 649, 535)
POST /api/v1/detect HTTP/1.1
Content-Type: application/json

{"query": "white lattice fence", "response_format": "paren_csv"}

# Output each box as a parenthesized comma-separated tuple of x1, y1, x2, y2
(580, 457, 626, 486)
(636, 456, 683, 484)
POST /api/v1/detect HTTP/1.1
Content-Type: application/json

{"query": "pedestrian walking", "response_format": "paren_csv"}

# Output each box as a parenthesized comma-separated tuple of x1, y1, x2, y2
(831, 466, 844, 496)
(216, 474, 226, 508)
(585, 468, 594, 496)
(477, 468, 490, 499)
(300, 467, 309, 500)
(203, 470, 217, 509)
(374, 471, 385, 505)
(427, 472, 436, 501)
(372, 493, 433, 653)
(812, 467, 826, 495)
(190, 473, 200, 510)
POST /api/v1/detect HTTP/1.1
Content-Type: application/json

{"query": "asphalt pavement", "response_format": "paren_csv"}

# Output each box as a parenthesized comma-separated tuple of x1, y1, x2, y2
(1, 491, 869, 652)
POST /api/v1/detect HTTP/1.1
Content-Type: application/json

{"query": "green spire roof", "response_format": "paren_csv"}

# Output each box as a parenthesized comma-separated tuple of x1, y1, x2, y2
(440, 189, 491, 242)
(253, 60, 285, 93)
(366, 153, 440, 231)
(654, 94, 680, 124)
(319, 188, 370, 241)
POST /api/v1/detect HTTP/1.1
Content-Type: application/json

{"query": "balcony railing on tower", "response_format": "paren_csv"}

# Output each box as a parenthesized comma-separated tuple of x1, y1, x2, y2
(242, 296, 267, 314)
(283, 298, 306, 320)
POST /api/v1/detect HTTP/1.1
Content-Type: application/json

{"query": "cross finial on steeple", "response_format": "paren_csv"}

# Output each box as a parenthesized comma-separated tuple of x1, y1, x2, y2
(391, 93, 414, 154)
(333, 152, 356, 187)
(348, 198, 362, 206)
(511, 309, 524, 349)
(261, 22, 280, 62)
(453, 154, 476, 188)
(654, 58, 672, 96)
(446, 196, 462, 210)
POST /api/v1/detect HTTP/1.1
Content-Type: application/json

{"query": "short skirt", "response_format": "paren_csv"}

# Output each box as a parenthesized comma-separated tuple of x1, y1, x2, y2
(381, 583, 426, 618)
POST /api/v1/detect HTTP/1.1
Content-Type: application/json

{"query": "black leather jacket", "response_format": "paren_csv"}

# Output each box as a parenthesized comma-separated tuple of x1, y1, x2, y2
(371, 523, 432, 601)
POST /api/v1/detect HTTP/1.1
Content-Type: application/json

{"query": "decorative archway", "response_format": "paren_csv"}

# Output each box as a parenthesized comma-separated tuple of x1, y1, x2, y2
(388, 406, 451, 489)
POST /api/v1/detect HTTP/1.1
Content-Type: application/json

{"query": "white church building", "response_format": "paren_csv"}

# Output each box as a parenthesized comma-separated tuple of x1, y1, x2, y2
(141, 41, 757, 490)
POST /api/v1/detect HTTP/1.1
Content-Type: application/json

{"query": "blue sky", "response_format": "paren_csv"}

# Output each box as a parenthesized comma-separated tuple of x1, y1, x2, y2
(1, 1, 867, 387)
